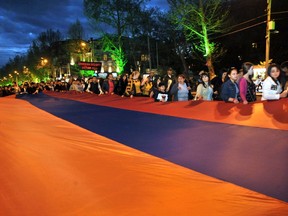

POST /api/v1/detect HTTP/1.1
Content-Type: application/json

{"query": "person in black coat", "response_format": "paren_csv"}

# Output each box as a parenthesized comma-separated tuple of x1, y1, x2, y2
(115, 74, 128, 96)
(162, 67, 175, 101)
(89, 76, 103, 94)
(211, 68, 228, 100)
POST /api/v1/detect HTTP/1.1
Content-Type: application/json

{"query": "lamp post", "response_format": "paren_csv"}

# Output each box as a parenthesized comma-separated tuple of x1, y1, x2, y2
(81, 42, 87, 61)
(3, 76, 7, 85)
(40, 57, 50, 79)
(14, 71, 19, 84)
(23, 66, 29, 80)
(265, 0, 272, 70)
(8, 74, 13, 83)
(41, 57, 48, 66)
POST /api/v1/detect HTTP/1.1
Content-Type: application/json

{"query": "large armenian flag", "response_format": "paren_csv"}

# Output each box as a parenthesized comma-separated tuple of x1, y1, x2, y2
(0, 92, 287, 215)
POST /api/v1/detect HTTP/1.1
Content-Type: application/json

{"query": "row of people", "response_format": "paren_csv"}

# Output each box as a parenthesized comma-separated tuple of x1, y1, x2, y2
(220, 62, 287, 104)
(0, 85, 15, 97)
(2, 62, 287, 103)
(126, 63, 287, 103)
(1, 68, 192, 101)
(0, 81, 40, 96)
(193, 62, 288, 104)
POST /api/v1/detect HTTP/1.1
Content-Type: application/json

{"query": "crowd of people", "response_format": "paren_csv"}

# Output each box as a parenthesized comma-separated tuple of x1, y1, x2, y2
(1, 62, 288, 103)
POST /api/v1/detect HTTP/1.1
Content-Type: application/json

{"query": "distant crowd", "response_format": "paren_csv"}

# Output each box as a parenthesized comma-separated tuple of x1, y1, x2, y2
(1, 62, 288, 103)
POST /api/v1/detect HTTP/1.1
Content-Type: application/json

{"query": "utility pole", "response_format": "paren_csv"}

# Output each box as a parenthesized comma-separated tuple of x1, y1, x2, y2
(265, 0, 272, 70)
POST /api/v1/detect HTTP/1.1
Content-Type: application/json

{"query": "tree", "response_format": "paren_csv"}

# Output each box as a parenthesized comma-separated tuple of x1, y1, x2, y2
(123, 6, 162, 71)
(33, 29, 62, 52)
(28, 29, 63, 79)
(68, 19, 85, 40)
(156, 12, 193, 76)
(120, 6, 188, 74)
(84, 0, 146, 38)
(102, 34, 127, 73)
(136, 7, 164, 72)
(83, 0, 146, 73)
(168, 0, 229, 77)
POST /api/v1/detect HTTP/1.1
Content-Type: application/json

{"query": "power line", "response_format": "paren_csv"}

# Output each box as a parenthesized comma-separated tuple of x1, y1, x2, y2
(212, 21, 266, 40)
(228, 14, 266, 30)
(227, 11, 288, 31)
(272, 10, 288, 15)
(212, 11, 288, 40)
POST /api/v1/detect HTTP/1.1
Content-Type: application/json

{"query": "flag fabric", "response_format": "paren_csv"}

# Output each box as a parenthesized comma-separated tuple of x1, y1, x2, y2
(0, 92, 287, 215)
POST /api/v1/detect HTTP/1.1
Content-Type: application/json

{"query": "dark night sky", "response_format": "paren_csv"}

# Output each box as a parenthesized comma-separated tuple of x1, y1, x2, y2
(0, 0, 168, 67)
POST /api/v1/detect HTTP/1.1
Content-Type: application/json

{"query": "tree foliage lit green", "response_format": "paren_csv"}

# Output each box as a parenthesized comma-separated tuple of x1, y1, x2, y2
(102, 34, 127, 73)
(168, 0, 229, 76)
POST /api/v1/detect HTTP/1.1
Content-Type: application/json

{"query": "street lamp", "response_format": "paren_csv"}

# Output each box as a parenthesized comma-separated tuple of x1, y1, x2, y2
(8, 74, 13, 83)
(3, 77, 7, 85)
(23, 66, 31, 80)
(14, 70, 19, 83)
(81, 42, 87, 61)
(41, 57, 48, 66)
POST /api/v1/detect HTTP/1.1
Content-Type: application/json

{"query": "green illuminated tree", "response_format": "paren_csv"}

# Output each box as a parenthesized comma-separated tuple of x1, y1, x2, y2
(168, 0, 229, 76)
(102, 34, 127, 73)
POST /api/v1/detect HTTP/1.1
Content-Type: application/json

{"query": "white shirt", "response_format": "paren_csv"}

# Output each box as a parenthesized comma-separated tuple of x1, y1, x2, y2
(261, 76, 282, 100)
(157, 93, 168, 102)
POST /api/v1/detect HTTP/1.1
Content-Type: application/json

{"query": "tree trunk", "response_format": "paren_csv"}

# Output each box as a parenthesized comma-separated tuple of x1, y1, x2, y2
(179, 53, 189, 77)
(206, 56, 215, 79)
(174, 40, 188, 77)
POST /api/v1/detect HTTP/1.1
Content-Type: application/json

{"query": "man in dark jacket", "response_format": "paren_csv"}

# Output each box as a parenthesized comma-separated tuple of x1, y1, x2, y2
(89, 76, 103, 94)
(162, 67, 175, 101)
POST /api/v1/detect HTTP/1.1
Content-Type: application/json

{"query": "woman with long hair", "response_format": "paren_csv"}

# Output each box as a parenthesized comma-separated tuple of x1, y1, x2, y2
(239, 62, 256, 104)
(211, 68, 228, 100)
(261, 63, 287, 100)
(115, 74, 128, 96)
(194, 72, 213, 101)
